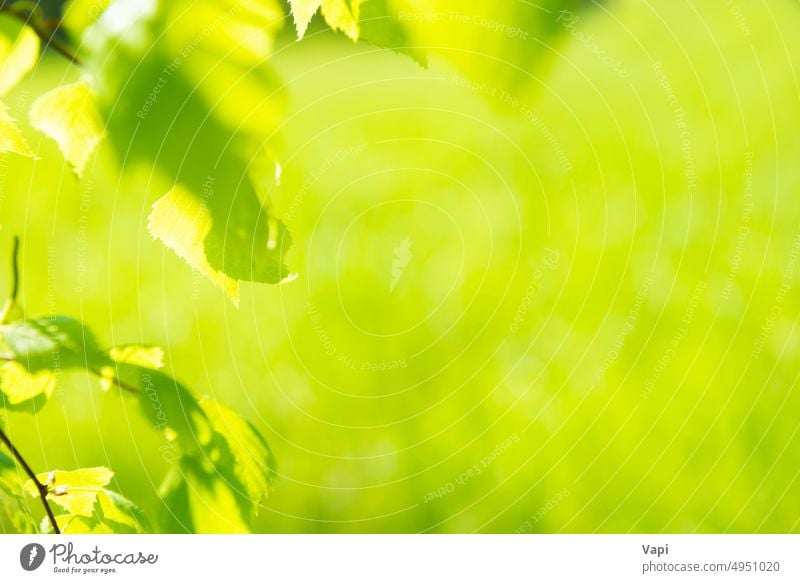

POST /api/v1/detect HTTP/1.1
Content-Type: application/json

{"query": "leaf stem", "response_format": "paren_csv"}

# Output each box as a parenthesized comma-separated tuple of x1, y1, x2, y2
(0, 426, 60, 534)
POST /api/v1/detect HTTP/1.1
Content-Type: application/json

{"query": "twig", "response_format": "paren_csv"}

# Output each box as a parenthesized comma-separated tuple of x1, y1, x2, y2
(9, 236, 18, 302)
(0, 236, 20, 324)
(0, 236, 61, 532)
(0, 6, 82, 65)
(0, 426, 60, 534)
(88, 367, 141, 394)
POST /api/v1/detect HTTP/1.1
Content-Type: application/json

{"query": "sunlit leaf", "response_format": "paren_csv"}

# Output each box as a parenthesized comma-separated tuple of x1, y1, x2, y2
(29, 80, 105, 178)
(0, 14, 40, 97)
(85, 1, 292, 289)
(103, 343, 166, 392)
(359, 0, 425, 65)
(0, 316, 110, 373)
(159, 460, 249, 533)
(200, 397, 276, 512)
(43, 489, 148, 533)
(348, 0, 593, 97)
(109, 345, 164, 369)
(51, 514, 114, 534)
(111, 363, 212, 453)
(321, 0, 364, 41)
(0, 102, 34, 157)
(96, 488, 149, 532)
(288, 0, 322, 39)
(148, 185, 240, 306)
(290, 0, 364, 41)
(24, 467, 113, 517)
(0, 362, 56, 405)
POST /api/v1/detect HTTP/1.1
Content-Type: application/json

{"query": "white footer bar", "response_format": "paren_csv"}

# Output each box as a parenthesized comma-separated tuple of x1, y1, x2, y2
(0, 535, 797, 582)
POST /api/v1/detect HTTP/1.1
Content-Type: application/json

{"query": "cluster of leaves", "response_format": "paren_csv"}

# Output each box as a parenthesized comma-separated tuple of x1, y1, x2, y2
(0, 0, 590, 534)
(1, 0, 591, 304)
(0, 310, 276, 533)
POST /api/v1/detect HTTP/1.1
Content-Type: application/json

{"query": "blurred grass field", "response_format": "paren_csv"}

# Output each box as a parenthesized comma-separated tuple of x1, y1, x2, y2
(2, 0, 800, 532)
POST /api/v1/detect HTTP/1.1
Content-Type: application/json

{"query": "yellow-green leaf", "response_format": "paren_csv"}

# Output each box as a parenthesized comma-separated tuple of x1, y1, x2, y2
(290, 0, 364, 41)
(29, 80, 105, 178)
(24, 467, 113, 517)
(0, 361, 56, 405)
(321, 0, 364, 41)
(0, 102, 34, 157)
(100, 345, 164, 391)
(50, 514, 112, 533)
(288, 0, 322, 39)
(0, 14, 39, 97)
(109, 345, 164, 369)
(200, 398, 275, 511)
(148, 184, 240, 306)
(96, 489, 147, 532)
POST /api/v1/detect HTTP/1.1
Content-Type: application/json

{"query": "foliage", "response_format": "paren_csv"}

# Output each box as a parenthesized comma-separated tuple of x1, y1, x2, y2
(0, 0, 585, 532)
(3, 0, 792, 537)
(0, 292, 276, 532)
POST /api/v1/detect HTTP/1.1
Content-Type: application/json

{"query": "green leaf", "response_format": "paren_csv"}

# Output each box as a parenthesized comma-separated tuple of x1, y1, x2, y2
(288, 0, 322, 39)
(148, 185, 241, 305)
(320, 0, 365, 41)
(0, 14, 40, 97)
(0, 101, 34, 157)
(0, 362, 56, 406)
(200, 397, 276, 512)
(290, 0, 364, 41)
(111, 364, 212, 453)
(49, 514, 114, 534)
(108, 344, 164, 369)
(99, 345, 163, 390)
(84, 0, 293, 292)
(0, 316, 111, 373)
(159, 460, 250, 533)
(42, 488, 149, 533)
(24, 466, 113, 517)
(349, 0, 594, 98)
(29, 80, 105, 178)
(156, 400, 277, 532)
(359, 0, 426, 65)
(95, 488, 149, 532)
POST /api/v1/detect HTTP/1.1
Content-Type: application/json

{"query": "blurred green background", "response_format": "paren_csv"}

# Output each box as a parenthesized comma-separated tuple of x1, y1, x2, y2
(2, 0, 800, 532)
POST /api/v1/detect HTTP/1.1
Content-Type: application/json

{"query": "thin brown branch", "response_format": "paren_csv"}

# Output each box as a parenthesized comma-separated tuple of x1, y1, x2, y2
(0, 7, 82, 65)
(0, 426, 60, 534)
(0, 236, 20, 324)
(88, 367, 141, 394)
(9, 236, 19, 302)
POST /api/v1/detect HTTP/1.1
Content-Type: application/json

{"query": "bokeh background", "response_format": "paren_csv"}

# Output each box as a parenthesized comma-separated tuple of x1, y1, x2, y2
(2, 0, 800, 532)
